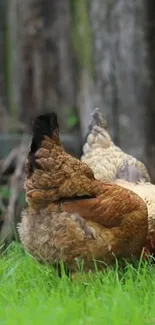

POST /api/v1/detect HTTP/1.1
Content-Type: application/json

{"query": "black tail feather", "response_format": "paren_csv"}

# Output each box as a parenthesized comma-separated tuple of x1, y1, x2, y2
(27, 112, 59, 176)
(30, 112, 59, 154)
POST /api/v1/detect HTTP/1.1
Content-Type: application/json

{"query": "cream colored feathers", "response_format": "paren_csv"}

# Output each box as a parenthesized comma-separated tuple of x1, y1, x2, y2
(81, 108, 150, 183)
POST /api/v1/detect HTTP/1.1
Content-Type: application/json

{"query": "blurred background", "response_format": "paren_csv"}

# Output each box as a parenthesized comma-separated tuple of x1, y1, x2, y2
(0, 0, 155, 165)
(0, 0, 155, 239)
(0, 0, 155, 245)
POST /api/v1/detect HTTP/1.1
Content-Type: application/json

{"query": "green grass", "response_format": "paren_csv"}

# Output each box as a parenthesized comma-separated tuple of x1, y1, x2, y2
(0, 244, 155, 325)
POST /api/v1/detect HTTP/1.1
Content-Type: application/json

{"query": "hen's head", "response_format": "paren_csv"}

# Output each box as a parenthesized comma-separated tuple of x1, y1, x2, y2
(83, 108, 112, 153)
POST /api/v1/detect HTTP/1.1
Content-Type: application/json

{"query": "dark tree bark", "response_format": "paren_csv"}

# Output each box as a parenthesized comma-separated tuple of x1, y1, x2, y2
(16, 0, 46, 128)
(16, 0, 76, 132)
(72, 0, 95, 138)
(44, 0, 76, 132)
(145, 0, 155, 182)
(89, 0, 150, 164)
(0, 0, 8, 133)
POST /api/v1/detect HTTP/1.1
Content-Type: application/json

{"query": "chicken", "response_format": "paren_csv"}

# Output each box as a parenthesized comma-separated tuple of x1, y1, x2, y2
(82, 108, 155, 257)
(18, 112, 148, 272)
(114, 175, 155, 258)
(81, 108, 150, 183)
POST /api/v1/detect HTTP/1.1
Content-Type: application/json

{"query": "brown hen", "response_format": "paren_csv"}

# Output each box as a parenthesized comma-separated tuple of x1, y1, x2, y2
(18, 113, 148, 272)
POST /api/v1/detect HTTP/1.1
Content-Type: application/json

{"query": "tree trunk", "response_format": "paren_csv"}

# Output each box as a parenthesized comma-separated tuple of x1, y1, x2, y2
(0, 0, 8, 133)
(16, 0, 76, 132)
(89, 0, 150, 164)
(16, 0, 46, 128)
(72, 0, 95, 138)
(145, 0, 155, 182)
(44, 0, 76, 132)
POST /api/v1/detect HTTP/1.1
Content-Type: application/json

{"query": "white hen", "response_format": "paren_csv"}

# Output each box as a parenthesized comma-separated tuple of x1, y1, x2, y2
(81, 108, 150, 183)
